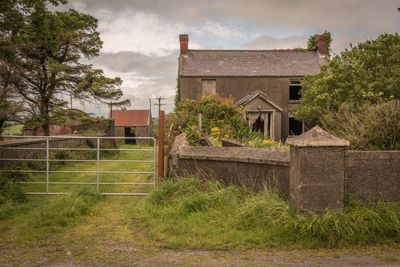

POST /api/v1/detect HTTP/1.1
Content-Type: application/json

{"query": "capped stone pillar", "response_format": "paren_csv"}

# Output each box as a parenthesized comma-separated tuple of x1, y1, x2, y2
(287, 126, 349, 213)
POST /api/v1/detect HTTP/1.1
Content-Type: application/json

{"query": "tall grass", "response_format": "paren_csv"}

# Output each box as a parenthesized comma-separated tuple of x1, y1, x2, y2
(131, 177, 400, 249)
(0, 171, 27, 220)
(27, 188, 103, 232)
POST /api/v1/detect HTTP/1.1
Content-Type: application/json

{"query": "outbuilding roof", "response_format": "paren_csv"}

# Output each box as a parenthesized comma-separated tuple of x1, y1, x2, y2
(180, 49, 327, 77)
(111, 110, 150, 127)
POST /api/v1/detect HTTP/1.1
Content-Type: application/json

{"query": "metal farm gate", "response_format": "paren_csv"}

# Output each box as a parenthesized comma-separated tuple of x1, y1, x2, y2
(0, 136, 156, 196)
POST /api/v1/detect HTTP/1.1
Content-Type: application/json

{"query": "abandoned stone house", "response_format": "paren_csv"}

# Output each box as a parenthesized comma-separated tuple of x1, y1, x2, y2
(177, 34, 328, 141)
(110, 109, 152, 144)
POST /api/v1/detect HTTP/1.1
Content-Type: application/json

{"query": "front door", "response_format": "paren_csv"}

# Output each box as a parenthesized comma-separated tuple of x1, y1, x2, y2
(252, 116, 265, 134)
(249, 112, 273, 139)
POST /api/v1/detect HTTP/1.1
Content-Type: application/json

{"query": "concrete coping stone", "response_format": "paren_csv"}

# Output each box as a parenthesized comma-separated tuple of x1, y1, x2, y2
(286, 126, 350, 147)
(178, 146, 290, 166)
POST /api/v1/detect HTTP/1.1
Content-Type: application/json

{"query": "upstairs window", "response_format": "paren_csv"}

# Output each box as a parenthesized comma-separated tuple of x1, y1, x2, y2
(289, 80, 302, 100)
(201, 79, 216, 96)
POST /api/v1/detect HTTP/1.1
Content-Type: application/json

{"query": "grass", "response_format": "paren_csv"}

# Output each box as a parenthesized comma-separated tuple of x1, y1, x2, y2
(131, 177, 400, 249)
(23, 143, 155, 194)
(0, 188, 103, 244)
(0, 178, 399, 265)
(1, 124, 23, 136)
(26, 188, 102, 233)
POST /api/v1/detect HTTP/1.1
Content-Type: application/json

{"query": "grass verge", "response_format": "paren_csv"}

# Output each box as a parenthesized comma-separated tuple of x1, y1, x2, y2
(131, 177, 400, 249)
(0, 187, 103, 243)
(26, 188, 103, 233)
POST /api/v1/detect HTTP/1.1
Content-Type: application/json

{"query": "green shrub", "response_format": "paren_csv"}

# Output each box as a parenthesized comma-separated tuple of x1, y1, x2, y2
(174, 95, 250, 145)
(131, 177, 400, 249)
(183, 125, 202, 146)
(320, 101, 400, 150)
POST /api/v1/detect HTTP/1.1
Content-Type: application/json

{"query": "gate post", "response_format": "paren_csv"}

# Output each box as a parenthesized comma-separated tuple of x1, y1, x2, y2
(158, 111, 165, 181)
(287, 126, 349, 213)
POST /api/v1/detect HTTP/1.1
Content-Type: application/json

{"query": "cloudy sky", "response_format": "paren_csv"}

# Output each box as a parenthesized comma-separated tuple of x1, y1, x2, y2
(63, 0, 400, 117)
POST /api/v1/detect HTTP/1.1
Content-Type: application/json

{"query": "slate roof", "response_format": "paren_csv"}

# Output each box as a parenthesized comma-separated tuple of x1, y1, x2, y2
(111, 110, 150, 127)
(180, 50, 327, 77)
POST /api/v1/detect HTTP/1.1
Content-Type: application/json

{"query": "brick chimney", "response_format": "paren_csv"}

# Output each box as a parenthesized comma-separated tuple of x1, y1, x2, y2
(179, 34, 189, 55)
(315, 35, 328, 56)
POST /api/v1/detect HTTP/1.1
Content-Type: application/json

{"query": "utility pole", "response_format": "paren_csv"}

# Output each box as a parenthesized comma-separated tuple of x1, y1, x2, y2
(70, 93, 73, 109)
(109, 102, 113, 119)
(148, 98, 152, 137)
(154, 96, 165, 114)
(149, 98, 152, 114)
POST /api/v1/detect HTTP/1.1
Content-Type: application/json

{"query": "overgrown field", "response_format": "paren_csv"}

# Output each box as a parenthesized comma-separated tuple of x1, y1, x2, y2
(132, 178, 400, 249)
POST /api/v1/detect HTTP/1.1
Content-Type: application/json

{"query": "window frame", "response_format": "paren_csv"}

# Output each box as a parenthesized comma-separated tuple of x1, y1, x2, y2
(289, 79, 302, 101)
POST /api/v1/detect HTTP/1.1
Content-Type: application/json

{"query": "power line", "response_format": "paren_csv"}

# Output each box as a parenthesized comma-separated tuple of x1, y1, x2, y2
(153, 96, 165, 114)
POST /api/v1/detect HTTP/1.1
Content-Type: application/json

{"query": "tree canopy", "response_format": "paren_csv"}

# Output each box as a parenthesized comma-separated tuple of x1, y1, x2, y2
(293, 33, 400, 122)
(0, 0, 129, 135)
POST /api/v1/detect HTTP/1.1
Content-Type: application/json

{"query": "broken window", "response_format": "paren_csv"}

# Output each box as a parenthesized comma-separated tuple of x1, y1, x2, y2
(201, 79, 216, 96)
(289, 80, 302, 100)
(289, 117, 303, 136)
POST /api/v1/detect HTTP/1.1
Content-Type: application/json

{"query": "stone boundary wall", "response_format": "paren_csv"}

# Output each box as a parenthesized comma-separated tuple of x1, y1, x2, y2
(345, 151, 400, 202)
(169, 134, 290, 196)
(170, 130, 400, 212)
(0, 138, 88, 160)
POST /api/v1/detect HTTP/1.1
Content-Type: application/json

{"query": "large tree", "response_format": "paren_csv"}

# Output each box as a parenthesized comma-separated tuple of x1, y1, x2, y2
(0, 0, 128, 135)
(293, 33, 400, 122)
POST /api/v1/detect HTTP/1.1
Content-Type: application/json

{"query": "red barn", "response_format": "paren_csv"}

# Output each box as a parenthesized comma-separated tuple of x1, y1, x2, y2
(110, 110, 152, 144)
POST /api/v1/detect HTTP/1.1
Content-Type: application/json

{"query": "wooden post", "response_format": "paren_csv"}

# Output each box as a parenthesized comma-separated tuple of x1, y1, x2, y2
(198, 113, 202, 131)
(158, 110, 165, 180)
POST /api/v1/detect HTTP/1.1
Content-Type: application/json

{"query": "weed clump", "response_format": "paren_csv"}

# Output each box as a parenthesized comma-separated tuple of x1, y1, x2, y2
(0, 170, 27, 220)
(27, 187, 103, 232)
(132, 177, 400, 249)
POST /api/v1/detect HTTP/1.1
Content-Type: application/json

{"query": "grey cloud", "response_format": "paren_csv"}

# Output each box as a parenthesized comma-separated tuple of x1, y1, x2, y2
(242, 35, 306, 50)
(69, 0, 400, 31)
(68, 0, 400, 55)
(87, 51, 178, 112)
(91, 50, 179, 76)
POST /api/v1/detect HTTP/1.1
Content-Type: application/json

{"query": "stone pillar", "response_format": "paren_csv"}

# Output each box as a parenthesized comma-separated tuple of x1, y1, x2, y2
(287, 126, 349, 213)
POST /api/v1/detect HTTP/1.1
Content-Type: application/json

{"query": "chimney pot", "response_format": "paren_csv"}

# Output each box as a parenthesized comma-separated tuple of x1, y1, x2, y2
(179, 34, 189, 55)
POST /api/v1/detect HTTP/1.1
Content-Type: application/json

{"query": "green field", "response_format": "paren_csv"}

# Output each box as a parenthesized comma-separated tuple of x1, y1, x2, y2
(2, 124, 23, 136)
(23, 144, 156, 194)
